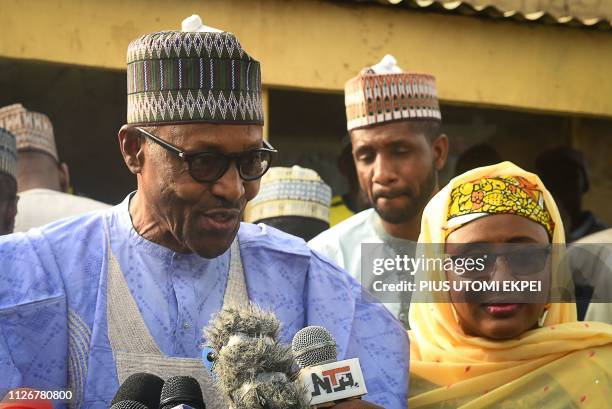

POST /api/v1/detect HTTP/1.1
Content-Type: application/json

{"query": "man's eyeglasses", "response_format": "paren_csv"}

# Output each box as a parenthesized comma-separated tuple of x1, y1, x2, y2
(448, 245, 552, 281)
(136, 127, 277, 183)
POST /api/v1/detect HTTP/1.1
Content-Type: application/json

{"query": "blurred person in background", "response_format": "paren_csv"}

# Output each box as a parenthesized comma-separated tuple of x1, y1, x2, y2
(329, 139, 370, 226)
(570, 227, 612, 323)
(310, 54, 448, 326)
(408, 161, 612, 408)
(454, 142, 501, 176)
(536, 146, 609, 319)
(0, 128, 18, 235)
(244, 165, 331, 241)
(535, 146, 607, 242)
(0, 103, 109, 232)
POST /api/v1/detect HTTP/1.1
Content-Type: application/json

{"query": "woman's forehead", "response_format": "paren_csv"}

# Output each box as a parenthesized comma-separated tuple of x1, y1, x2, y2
(446, 214, 549, 244)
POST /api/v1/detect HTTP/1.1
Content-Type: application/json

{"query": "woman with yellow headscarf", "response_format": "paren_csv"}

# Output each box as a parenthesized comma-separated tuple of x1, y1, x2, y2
(408, 161, 612, 408)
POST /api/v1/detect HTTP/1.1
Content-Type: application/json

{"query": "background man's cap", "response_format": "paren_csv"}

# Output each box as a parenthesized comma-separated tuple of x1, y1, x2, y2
(344, 54, 441, 131)
(0, 127, 17, 180)
(244, 166, 332, 223)
(0, 103, 58, 162)
(126, 15, 263, 126)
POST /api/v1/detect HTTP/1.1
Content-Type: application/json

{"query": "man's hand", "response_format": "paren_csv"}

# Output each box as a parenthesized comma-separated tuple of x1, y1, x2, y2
(332, 400, 385, 409)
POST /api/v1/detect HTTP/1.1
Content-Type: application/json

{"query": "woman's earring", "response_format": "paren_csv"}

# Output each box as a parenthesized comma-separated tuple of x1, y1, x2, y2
(538, 305, 551, 327)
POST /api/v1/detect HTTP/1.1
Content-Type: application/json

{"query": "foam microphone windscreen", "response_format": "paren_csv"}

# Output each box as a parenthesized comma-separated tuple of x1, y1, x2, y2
(203, 304, 310, 409)
(110, 372, 164, 409)
(291, 326, 337, 369)
(159, 376, 205, 409)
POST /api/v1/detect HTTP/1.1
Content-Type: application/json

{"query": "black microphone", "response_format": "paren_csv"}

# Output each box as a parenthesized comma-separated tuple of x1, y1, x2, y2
(109, 401, 149, 409)
(292, 326, 368, 408)
(159, 376, 206, 409)
(110, 372, 165, 409)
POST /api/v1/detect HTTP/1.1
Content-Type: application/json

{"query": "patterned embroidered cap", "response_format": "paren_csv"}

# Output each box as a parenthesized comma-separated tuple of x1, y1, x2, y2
(447, 175, 555, 237)
(127, 15, 263, 126)
(244, 166, 332, 223)
(0, 127, 17, 180)
(344, 54, 441, 131)
(0, 104, 58, 161)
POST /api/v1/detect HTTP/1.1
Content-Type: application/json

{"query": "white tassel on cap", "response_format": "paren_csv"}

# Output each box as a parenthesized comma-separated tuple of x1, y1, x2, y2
(370, 54, 403, 74)
(181, 14, 223, 33)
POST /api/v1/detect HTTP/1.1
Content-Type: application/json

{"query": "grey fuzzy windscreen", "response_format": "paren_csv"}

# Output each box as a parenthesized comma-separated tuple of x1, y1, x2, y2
(202, 304, 310, 409)
(204, 304, 280, 352)
(291, 326, 337, 368)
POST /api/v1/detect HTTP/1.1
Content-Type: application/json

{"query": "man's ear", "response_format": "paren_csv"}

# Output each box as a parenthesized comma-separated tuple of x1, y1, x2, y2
(432, 133, 449, 171)
(58, 162, 70, 193)
(118, 125, 146, 175)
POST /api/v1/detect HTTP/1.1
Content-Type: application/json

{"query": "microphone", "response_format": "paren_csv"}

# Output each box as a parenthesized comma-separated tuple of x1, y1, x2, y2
(203, 304, 309, 409)
(110, 372, 164, 409)
(292, 326, 368, 408)
(159, 376, 205, 409)
(109, 401, 149, 409)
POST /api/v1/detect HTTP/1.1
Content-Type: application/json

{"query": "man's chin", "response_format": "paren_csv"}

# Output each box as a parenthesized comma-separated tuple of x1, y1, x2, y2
(191, 238, 235, 259)
(374, 204, 420, 225)
(187, 225, 240, 259)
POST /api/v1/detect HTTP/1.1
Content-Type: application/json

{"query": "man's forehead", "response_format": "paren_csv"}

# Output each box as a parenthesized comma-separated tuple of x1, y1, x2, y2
(158, 123, 263, 150)
(350, 121, 426, 146)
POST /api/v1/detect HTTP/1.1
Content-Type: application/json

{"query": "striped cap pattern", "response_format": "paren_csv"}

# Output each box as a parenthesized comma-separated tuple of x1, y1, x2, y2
(0, 127, 17, 180)
(0, 104, 58, 161)
(245, 166, 332, 223)
(127, 31, 263, 125)
(345, 71, 441, 131)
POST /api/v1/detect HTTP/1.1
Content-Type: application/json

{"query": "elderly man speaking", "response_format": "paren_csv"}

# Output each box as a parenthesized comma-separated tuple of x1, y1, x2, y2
(0, 17, 407, 409)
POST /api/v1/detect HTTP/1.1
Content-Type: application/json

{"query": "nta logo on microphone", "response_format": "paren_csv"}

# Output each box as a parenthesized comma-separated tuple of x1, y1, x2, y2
(311, 365, 359, 396)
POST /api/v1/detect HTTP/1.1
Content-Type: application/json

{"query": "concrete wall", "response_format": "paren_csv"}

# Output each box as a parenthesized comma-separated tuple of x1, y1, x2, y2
(1, 0, 612, 117)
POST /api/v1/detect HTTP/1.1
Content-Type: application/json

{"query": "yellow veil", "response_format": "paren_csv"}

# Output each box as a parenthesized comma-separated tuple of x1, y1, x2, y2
(408, 161, 612, 408)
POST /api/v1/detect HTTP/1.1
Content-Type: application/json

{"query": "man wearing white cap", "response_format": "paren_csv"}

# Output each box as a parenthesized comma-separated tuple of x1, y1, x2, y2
(310, 55, 449, 326)
(0, 127, 18, 235)
(0, 103, 110, 232)
(0, 17, 406, 409)
(244, 165, 332, 241)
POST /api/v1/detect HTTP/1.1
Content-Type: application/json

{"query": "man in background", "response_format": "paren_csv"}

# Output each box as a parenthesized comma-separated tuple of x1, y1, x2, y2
(0, 128, 18, 235)
(455, 142, 501, 176)
(0, 104, 109, 231)
(536, 146, 607, 242)
(244, 165, 332, 241)
(330, 139, 370, 226)
(310, 54, 448, 325)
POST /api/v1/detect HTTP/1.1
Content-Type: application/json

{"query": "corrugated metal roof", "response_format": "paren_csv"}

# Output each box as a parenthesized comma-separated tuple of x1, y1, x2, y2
(342, 0, 612, 30)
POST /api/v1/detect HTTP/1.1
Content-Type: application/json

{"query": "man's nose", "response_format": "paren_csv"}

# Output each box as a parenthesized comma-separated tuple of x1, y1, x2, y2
(211, 161, 245, 203)
(371, 155, 398, 186)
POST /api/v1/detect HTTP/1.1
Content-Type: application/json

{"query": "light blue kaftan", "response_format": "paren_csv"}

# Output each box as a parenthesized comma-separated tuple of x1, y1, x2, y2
(0, 194, 408, 408)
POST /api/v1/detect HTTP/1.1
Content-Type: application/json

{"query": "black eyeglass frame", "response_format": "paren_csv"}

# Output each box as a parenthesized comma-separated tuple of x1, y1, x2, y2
(136, 126, 277, 183)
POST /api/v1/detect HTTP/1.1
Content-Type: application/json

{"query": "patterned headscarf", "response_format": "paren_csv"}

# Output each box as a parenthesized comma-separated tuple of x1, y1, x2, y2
(447, 175, 555, 238)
